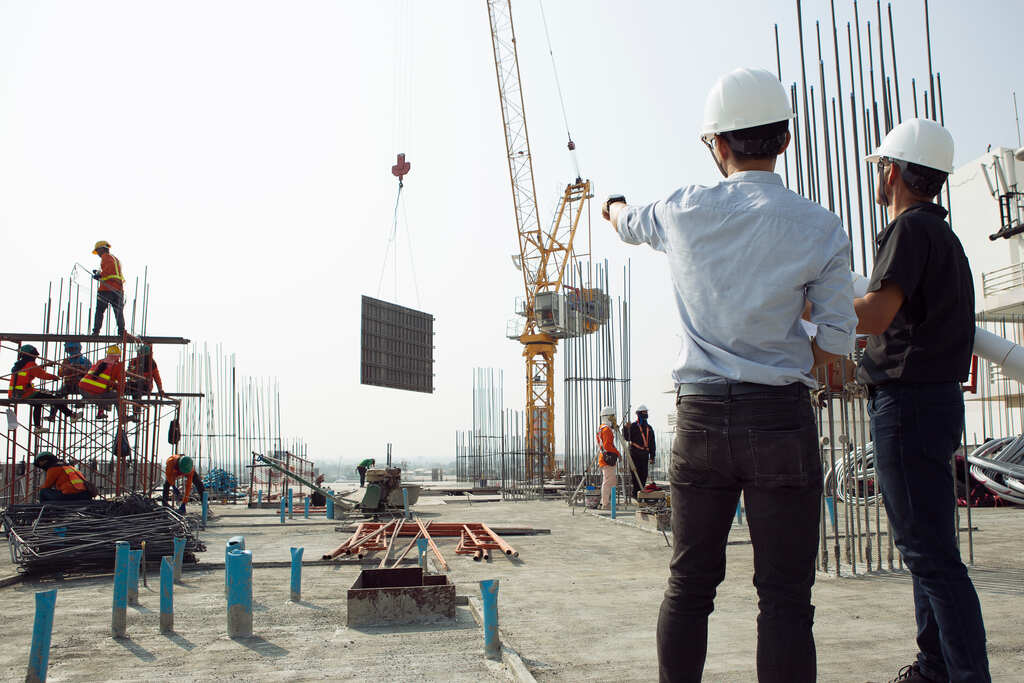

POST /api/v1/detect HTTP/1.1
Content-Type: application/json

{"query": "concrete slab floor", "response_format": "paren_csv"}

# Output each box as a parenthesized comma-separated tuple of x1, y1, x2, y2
(0, 500, 1021, 681)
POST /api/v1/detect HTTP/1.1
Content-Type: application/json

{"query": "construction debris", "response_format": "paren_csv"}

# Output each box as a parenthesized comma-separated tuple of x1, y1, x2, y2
(2, 495, 205, 575)
(323, 519, 527, 567)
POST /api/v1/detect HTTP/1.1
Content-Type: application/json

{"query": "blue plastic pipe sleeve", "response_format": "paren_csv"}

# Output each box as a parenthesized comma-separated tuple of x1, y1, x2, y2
(416, 538, 429, 568)
(304, 496, 310, 519)
(172, 537, 185, 583)
(126, 548, 142, 605)
(290, 547, 304, 602)
(225, 536, 245, 597)
(160, 556, 174, 634)
(611, 487, 618, 519)
(111, 541, 129, 638)
(26, 589, 57, 683)
(226, 549, 253, 638)
(479, 579, 501, 659)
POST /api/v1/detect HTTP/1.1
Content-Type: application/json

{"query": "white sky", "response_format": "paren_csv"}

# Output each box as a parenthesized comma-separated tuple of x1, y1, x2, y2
(2, 0, 1022, 465)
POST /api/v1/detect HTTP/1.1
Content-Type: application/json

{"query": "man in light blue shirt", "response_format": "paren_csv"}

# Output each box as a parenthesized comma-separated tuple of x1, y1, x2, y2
(604, 68, 856, 683)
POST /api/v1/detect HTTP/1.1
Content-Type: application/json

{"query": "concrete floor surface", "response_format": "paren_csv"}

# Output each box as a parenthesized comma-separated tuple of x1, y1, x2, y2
(0, 499, 1021, 681)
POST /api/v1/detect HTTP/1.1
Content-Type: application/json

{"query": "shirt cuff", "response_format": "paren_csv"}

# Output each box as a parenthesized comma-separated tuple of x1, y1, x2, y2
(614, 206, 642, 244)
(814, 324, 856, 356)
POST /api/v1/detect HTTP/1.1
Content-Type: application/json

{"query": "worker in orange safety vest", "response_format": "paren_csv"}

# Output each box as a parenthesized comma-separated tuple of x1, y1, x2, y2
(90, 240, 126, 337)
(8, 345, 79, 432)
(79, 345, 125, 421)
(34, 451, 95, 502)
(162, 454, 205, 513)
(127, 344, 166, 421)
(596, 406, 621, 510)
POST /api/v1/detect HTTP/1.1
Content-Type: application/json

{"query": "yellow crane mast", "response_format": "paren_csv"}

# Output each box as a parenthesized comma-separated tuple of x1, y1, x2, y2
(486, 0, 593, 477)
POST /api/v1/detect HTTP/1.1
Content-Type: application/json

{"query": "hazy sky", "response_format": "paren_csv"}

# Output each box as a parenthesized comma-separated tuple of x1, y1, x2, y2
(2, 1, 1022, 464)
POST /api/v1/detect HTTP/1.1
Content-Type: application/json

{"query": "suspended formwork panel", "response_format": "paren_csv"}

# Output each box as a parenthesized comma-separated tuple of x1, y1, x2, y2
(360, 296, 434, 394)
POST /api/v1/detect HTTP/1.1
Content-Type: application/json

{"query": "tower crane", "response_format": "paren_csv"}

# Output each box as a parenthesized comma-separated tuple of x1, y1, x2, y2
(486, 0, 606, 477)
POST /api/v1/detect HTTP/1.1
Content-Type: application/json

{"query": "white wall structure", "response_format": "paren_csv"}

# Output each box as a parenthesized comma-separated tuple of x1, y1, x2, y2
(950, 145, 1024, 440)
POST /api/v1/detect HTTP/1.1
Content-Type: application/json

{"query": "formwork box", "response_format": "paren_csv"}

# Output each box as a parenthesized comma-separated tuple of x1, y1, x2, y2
(347, 567, 455, 626)
(360, 296, 435, 393)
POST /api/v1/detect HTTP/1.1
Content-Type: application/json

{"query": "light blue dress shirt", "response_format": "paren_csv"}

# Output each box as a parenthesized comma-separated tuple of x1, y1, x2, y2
(616, 170, 856, 388)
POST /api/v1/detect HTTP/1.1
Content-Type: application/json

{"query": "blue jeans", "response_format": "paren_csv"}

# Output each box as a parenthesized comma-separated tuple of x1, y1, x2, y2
(658, 388, 821, 683)
(869, 383, 990, 683)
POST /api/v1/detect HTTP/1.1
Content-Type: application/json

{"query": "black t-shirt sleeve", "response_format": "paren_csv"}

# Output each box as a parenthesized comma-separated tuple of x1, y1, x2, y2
(867, 219, 928, 299)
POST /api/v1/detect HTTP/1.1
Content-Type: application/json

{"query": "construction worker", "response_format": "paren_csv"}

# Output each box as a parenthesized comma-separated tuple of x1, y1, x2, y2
(127, 344, 166, 421)
(90, 240, 126, 337)
(162, 454, 204, 513)
(79, 345, 125, 421)
(356, 458, 375, 487)
(311, 473, 327, 506)
(34, 451, 95, 502)
(856, 119, 989, 683)
(46, 341, 91, 423)
(622, 404, 656, 499)
(596, 406, 620, 510)
(8, 345, 79, 433)
(604, 68, 856, 683)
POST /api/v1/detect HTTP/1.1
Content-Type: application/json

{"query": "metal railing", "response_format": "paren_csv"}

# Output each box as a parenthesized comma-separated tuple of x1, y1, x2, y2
(983, 262, 1024, 297)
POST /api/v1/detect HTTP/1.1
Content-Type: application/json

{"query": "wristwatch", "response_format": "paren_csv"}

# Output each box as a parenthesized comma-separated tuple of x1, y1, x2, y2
(605, 194, 626, 212)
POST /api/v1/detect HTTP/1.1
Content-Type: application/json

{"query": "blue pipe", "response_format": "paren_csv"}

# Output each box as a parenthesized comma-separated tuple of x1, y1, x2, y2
(201, 491, 209, 527)
(172, 537, 185, 583)
(160, 556, 174, 634)
(226, 549, 253, 638)
(416, 538, 429, 568)
(257, 490, 262, 506)
(279, 497, 286, 524)
(290, 547, 304, 602)
(225, 536, 245, 597)
(127, 548, 142, 605)
(287, 487, 293, 517)
(611, 487, 617, 519)
(403, 487, 409, 519)
(479, 579, 501, 659)
(825, 496, 837, 530)
(735, 502, 744, 526)
(326, 494, 334, 520)
(111, 541, 129, 637)
(26, 589, 57, 683)
(303, 496, 310, 519)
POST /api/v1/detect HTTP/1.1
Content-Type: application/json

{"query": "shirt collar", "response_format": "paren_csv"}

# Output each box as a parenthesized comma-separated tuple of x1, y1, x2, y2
(876, 202, 949, 244)
(722, 170, 785, 186)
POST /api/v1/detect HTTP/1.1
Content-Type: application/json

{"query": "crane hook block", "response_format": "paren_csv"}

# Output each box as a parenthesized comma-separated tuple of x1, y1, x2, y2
(391, 153, 411, 182)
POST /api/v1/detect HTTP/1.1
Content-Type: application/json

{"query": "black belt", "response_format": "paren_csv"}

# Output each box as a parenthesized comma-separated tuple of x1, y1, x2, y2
(676, 382, 805, 398)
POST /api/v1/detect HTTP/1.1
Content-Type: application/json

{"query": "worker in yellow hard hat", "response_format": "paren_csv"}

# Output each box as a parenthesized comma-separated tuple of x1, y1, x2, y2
(79, 345, 125, 421)
(91, 240, 126, 337)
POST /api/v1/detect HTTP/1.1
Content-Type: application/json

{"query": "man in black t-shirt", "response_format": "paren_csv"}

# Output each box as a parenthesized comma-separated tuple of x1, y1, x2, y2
(856, 119, 989, 683)
(622, 404, 656, 499)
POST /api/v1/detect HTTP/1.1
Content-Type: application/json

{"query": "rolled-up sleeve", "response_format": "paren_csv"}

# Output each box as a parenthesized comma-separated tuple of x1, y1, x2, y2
(615, 201, 669, 253)
(807, 231, 857, 355)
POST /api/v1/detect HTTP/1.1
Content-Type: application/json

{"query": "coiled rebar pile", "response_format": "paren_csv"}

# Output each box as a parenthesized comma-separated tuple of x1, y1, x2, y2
(2, 494, 206, 575)
(968, 436, 1024, 505)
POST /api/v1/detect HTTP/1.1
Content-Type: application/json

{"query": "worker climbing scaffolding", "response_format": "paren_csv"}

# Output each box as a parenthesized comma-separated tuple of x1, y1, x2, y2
(91, 240, 127, 338)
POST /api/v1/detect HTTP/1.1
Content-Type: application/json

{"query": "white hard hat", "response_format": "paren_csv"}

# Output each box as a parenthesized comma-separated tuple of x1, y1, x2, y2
(701, 68, 795, 137)
(636, 404, 648, 413)
(599, 406, 616, 418)
(865, 118, 954, 173)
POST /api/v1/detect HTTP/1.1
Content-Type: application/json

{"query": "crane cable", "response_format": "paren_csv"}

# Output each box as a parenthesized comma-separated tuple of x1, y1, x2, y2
(375, 0, 421, 307)
(538, 0, 580, 180)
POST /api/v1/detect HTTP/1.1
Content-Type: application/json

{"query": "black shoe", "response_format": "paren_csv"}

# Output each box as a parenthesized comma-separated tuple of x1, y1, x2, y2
(877, 663, 942, 683)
